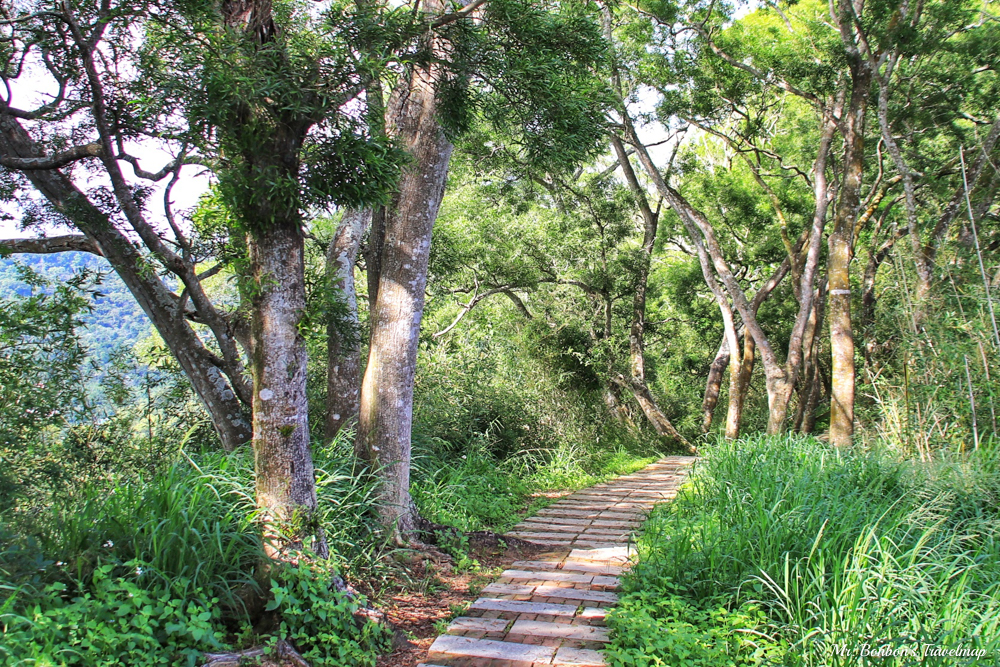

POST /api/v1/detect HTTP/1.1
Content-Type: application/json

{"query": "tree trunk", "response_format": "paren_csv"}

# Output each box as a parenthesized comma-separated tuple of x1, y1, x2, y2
(358, 13, 454, 542)
(603, 382, 634, 426)
(616, 376, 694, 452)
(764, 374, 795, 436)
(249, 221, 322, 554)
(726, 332, 755, 439)
(325, 208, 371, 443)
(702, 336, 730, 433)
(828, 8, 873, 447)
(610, 135, 693, 452)
(0, 116, 253, 451)
(794, 281, 826, 432)
(626, 110, 832, 435)
(801, 360, 824, 434)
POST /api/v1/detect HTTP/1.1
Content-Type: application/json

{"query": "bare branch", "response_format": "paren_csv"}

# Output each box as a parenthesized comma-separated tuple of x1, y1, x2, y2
(0, 142, 103, 170)
(118, 152, 213, 181)
(431, 0, 488, 28)
(0, 234, 102, 256)
(0, 11, 65, 25)
(433, 286, 511, 338)
(501, 288, 532, 319)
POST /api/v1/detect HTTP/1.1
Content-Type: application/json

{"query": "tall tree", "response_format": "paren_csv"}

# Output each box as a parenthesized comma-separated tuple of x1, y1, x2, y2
(1, 0, 401, 551)
(333, 0, 610, 541)
(606, 0, 839, 435)
(0, 2, 254, 451)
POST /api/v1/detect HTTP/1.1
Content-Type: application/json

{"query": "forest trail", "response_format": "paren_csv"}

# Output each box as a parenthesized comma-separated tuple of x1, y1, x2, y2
(420, 456, 696, 667)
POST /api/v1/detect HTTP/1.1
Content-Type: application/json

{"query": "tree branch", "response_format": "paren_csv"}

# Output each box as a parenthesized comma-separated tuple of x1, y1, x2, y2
(0, 142, 103, 170)
(431, 0, 488, 28)
(433, 286, 519, 337)
(0, 234, 102, 256)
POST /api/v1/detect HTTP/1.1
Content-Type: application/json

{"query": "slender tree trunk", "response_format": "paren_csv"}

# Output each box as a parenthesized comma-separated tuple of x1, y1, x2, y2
(800, 361, 823, 434)
(702, 336, 730, 433)
(794, 281, 826, 431)
(828, 11, 873, 446)
(610, 135, 693, 452)
(325, 209, 370, 443)
(626, 106, 833, 435)
(358, 10, 454, 541)
(0, 117, 252, 450)
(614, 376, 692, 449)
(603, 382, 634, 426)
(249, 221, 322, 554)
(726, 333, 755, 439)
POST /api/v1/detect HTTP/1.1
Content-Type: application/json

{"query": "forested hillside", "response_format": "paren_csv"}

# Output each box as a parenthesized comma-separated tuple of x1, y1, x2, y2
(2, 0, 999, 665)
(0, 252, 152, 364)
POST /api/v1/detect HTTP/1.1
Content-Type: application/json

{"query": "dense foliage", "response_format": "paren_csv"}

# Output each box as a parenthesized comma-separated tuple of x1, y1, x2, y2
(3, 0, 1000, 663)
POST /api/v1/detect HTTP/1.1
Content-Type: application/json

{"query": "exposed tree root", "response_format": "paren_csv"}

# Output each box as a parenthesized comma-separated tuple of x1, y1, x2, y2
(202, 639, 309, 667)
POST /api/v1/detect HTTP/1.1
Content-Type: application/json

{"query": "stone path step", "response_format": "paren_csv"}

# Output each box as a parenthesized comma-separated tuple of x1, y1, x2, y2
(423, 456, 695, 667)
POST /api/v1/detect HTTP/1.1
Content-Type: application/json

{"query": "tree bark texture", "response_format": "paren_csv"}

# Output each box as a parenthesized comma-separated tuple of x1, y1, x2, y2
(0, 116, 253, 450)
(325, 208, 371, 443)
(621, 377, 691, 447)
(702, 337, 730, 433)
(358, 6, 455, 542)
(828, 4, 873, 447)
(726, 333, 755, 439)
(249, 221, 321, 553)
(793, 281, 826, 432)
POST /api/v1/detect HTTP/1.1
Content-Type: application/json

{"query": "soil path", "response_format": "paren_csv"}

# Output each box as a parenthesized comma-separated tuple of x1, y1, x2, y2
(419, 456, 696, 667)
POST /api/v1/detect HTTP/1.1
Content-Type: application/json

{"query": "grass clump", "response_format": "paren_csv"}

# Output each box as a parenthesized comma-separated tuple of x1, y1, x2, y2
(411, 436, 657, 533)
(607, 435, 1000, 666)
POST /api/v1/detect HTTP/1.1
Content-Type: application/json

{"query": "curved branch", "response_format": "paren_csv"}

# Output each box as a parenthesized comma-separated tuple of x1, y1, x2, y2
(433, 286, 518, 338)
(431, 0, 488, 28)
(118, 152, 214, 181)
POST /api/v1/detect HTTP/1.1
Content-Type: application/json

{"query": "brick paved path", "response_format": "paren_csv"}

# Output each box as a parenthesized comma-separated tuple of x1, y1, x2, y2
(420, 456, 696, 667)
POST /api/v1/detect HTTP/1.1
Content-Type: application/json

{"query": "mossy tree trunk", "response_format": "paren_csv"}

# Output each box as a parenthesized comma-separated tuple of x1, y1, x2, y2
(249, 218, 322, 555)
(828, 0, 873, 448)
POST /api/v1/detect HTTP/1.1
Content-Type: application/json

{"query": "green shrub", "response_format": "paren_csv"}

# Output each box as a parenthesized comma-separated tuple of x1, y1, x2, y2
(267, 561, 389, 666)
(606, 587, 788, 667)
(1, 563, 225, 666)
(0, 435, 391, 666)
(411, 438, 656, 532)
(411, 441, 532, 532)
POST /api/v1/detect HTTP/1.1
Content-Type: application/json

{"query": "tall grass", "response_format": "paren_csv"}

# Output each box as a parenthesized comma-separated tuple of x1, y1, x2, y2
(609, 435, 1000, 666)
(411, 434, 657, 533)
(0, 430, 391, 665)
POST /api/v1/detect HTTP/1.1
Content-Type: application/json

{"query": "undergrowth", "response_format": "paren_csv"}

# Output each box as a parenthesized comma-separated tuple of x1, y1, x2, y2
(0, 421, 654, 665)
(411, 436, 656, 532)
(0, 435, 389, 667)
(607, 435, 1000, 667)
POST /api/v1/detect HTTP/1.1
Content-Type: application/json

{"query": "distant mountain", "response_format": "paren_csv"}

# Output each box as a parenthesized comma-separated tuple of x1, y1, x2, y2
(0, 252, 152, 364)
